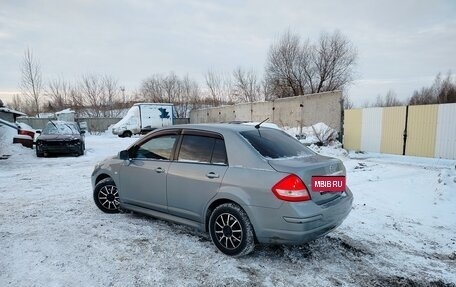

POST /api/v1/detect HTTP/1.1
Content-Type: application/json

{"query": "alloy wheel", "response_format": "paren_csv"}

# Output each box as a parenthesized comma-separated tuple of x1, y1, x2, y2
(214, 213, 243, 250)
(97, 185, 119, 211)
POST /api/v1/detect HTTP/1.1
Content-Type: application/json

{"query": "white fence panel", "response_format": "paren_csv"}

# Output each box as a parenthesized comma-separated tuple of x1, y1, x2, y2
(435, 103, 456, 160)
(360, 108, 383, 153)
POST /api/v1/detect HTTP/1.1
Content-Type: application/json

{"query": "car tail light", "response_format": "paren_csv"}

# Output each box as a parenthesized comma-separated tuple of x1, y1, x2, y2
(272, 174, 311, 202)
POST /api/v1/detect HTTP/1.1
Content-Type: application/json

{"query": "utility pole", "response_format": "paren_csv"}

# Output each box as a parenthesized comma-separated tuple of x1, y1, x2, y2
(120, 86, 126, 103)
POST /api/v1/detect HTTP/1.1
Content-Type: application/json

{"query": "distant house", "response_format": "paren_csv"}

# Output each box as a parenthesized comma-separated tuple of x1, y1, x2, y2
(0, 106, 27, 123)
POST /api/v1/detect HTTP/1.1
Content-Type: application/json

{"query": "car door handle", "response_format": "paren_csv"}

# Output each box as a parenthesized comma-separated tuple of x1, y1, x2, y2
(206, 172, 219, 179)
(155, 167, 165, 173)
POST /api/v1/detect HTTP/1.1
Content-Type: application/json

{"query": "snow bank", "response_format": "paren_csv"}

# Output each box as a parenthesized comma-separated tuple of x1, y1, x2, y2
(284, 122, 338, 146)
(0, 124, 18, 155)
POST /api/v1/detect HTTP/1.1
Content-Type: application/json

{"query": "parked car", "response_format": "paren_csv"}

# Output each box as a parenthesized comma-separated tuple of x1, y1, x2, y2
(91, 124, 353, 256)
(35, 121, 85, 157)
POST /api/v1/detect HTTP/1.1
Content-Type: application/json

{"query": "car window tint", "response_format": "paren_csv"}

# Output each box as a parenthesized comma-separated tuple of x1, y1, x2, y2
(178, 135, 215, 164)
(211, 139, 227, 165)
(240, 129, 314, 159)
(135, 135, 177, 160)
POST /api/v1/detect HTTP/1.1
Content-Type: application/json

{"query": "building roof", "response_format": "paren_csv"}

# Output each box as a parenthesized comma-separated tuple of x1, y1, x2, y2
(0, 107, 27, 117)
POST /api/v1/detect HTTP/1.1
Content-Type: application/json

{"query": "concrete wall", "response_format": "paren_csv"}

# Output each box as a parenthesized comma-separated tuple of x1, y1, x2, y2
(16, 117, 121, 133)
(190, 91, 342, 131)
(17, 117, 190, 132)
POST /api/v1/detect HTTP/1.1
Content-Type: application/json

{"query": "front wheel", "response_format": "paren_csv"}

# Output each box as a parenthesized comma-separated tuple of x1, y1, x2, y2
(77, 144, 84, 156)
(36, 146, 44, 157)
(93, 178, 120, 213)
(209, 203, 255, 257)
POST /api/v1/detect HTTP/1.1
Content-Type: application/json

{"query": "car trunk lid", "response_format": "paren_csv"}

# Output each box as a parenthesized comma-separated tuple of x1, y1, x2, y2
(267, 155, 345, 205)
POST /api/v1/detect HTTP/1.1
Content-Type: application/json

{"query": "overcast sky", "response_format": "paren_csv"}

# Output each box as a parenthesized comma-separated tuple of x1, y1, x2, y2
(1, 0, 455, 107)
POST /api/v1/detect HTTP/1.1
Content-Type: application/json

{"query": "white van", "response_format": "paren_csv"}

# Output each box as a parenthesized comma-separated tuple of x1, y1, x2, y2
(112, 103, 174, 137)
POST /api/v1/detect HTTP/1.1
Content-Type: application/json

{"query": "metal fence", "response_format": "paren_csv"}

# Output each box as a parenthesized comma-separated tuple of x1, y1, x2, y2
(343, 103, 456, 160)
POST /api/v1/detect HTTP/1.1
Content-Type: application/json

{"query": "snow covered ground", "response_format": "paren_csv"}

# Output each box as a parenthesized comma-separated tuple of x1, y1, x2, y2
(1, 132, 455, 287)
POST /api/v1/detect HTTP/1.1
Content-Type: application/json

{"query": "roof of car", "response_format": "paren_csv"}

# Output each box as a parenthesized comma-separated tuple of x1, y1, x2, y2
(170, 123, 278, 133)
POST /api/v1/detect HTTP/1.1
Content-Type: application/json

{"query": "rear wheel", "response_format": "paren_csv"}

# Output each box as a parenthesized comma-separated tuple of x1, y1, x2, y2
(122, 130, 132, 138)
(93, 178, 120, 213)
(209, 203, 255, 257)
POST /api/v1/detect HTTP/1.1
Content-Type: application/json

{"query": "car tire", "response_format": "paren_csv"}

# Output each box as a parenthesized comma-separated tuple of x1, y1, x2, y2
(78, 144, 84, 156)
(122, 131, 132, 138)
(93, 178, 120, 213)
(36, 146, 44, 157)
(209, 203, 255, 257)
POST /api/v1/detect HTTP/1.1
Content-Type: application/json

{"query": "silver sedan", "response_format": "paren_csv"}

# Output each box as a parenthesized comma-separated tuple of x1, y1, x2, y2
(92, 124, 353, 256)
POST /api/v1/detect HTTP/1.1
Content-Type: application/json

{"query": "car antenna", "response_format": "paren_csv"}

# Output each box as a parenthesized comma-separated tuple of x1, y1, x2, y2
(255, 118, 269, 129)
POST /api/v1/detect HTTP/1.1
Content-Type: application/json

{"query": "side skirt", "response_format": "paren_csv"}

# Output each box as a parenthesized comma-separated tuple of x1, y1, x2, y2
(121, 203, 205, 231)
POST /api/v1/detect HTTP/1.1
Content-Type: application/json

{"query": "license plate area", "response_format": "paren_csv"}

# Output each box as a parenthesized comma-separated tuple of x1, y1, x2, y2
(311, 176, 346, 192)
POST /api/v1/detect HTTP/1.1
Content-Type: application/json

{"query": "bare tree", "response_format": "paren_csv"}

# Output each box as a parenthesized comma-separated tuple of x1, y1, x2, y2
(138, 74, 165, 102)
(372, 90, 402, 107)
(101, 75, 122, 117)
(343, 95, 354, 109)
(232, 67, 263, 103)
(137, 72, 202, 118)
(78, 74, 105, 117)
(408, 87, 437, 105)
(178, 75, 201, 118)
(265, 30, 357, 99)
(162, 72, 182, 104)
(408, 72, 456, 105)
(10, 95, 23, 112)
(312, 31, 357, 93)
(436, 72, 456, 103)
(265, 30, 308, 99)
(47, 78, 73, 111)
(204, 69, 234, 105)
(20, 48, 43, 117)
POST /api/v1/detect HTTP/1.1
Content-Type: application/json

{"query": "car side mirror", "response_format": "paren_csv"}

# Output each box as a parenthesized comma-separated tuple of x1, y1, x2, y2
(119, 150, 129, 160)
(80, 130, 86, 135)
(36, 130, 41, 134)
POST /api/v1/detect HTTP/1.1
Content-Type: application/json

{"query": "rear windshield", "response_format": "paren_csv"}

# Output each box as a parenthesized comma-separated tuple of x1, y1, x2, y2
(240, 129, 314, 159)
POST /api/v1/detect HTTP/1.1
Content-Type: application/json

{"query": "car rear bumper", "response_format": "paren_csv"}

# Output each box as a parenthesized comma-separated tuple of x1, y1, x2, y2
(249, 187, 353, 244)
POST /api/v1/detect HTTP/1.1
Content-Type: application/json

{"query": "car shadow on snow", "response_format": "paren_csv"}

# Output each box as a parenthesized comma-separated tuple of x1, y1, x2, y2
(252, 235, 373, 262)
(119, 212, 455, 287)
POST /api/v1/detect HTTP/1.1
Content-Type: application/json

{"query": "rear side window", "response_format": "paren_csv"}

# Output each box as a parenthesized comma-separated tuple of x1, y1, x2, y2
(178, 135, 227, 165)
(240, 129, 314, 159)
(211, 139, 228, 165)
